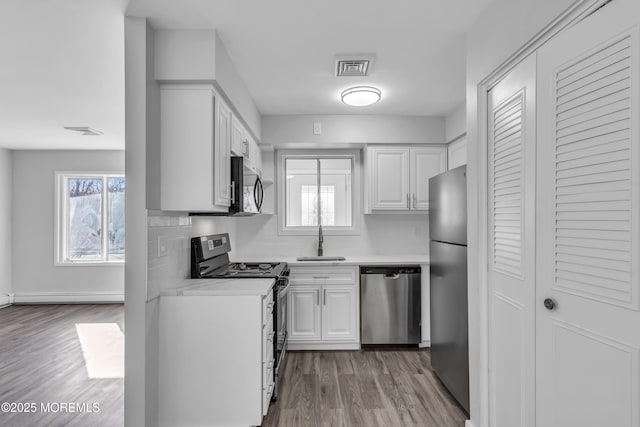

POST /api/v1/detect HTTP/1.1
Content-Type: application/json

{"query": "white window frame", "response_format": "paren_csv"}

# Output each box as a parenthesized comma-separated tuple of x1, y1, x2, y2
(277, 150, 361, 236)
(55, 172, 125, 266)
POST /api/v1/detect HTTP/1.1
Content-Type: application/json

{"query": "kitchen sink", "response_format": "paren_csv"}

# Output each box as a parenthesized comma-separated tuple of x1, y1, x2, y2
(296, 256, 346, 262)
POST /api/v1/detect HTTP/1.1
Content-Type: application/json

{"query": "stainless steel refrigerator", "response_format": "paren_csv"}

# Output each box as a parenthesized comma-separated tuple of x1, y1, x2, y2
(429, 165, 469, 412)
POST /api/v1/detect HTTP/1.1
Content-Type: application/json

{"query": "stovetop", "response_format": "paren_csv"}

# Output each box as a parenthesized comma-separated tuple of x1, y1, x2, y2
(191, 234, 288, 280)
(200, 261, 288, 279)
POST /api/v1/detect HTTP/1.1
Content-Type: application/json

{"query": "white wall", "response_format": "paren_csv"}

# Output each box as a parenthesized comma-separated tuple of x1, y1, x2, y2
(124, 17, 152, 427)
(214, 32, 262, 141)
(262, 115, 445, 146)
(193, 213, 428, 260)
(11, 150, 124, 300)
(0, 148, 12, 305)
(153, 29, 262, 140)
(445, 102, 466, 143)
(465, 1, 576, 426)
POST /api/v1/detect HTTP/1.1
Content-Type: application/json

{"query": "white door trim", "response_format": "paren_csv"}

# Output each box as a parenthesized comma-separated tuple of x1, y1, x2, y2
(473, 1, 611, 426)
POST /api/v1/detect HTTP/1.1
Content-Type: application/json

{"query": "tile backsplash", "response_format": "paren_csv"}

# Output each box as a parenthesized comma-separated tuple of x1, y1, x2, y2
(192, 213, 428, 260)
(147, 214, 192, 301)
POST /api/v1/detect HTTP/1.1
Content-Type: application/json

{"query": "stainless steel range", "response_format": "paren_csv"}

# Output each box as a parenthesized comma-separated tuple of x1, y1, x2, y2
(190, 233, 289, 402)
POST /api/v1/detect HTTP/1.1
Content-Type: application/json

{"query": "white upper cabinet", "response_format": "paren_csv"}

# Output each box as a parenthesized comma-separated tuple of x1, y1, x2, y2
(368, 147, 410, 210)
(214, 96, 232, 207)
(243, 133, 262, 174)
(160, 85, 230, 211)
(365, 145, 446, 212)
(230, 115, 244, 156)
(231, 114, 262, 174)
(447, 137, 467, 169)
(411, 147, 447, 210)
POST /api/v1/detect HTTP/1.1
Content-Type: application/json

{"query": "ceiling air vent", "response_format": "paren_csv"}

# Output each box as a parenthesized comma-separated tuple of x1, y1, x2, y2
(335, 54, 375, 77)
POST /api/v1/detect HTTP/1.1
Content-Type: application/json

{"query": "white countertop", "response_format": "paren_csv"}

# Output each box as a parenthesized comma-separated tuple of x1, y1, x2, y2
(235, 254, 429, 267)
(161, 278, 275, 297)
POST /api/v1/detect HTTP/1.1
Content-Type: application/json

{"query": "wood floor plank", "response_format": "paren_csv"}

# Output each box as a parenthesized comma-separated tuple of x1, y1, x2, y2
(0, 304, 124, 427)
(264, 350, 466, 427)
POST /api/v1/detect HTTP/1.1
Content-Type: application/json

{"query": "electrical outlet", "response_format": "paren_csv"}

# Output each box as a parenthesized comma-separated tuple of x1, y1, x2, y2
(313, 122, 322, 135)
(158, 235, 169, 257)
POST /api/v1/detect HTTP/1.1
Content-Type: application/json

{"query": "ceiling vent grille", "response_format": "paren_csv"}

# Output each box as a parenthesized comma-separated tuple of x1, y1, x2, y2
(335, 55, 375, 77)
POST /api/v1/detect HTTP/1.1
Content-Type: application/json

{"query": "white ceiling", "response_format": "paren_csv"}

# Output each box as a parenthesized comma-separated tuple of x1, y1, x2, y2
(129, 0, 492, 116)
(0, 0, 127, 150)
(0, 0, 491, 150)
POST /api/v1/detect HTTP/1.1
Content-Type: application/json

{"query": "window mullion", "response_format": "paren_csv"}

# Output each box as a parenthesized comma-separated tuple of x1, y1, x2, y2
(65, 176, 71, 262)
(102, 176, 108, 262)
(316, 159, 321, 227)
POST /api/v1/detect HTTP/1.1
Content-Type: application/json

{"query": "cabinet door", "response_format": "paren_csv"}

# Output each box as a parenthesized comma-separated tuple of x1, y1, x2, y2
(248, 136, 261, 173)
(289, 286, 321, 341)
(160, 86, 216, 211)
(322, 286, 357, 341)
(230, 115, 244, 156)
(447, 138, 467, 170)
(215, 99, 232, 206)
(369, 147, 410, 210)
(252, 139, 262, 174)
(410, 147, 446, 210)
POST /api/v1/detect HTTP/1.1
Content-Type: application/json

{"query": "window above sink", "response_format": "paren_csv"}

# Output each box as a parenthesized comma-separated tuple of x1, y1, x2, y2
(277, 150, 361, 236)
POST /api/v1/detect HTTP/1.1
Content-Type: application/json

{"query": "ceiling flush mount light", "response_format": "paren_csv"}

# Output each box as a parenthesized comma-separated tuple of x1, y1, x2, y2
(64, 126, 103, 136)
(340, 86, 381, 107)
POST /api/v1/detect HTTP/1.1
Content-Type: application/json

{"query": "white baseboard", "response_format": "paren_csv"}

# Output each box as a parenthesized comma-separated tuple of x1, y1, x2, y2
(419, 340, 431, 348)
(465, 420, 475, 427)
(0, 294, 12, 308)
(12, 292, 124, 304)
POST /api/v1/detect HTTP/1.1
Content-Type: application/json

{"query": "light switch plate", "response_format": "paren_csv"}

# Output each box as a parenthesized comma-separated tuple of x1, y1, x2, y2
(158, 235, 169, 257)
(313, 122, 322, 135)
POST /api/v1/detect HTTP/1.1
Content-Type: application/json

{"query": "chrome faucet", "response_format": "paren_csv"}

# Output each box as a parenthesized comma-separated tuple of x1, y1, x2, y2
(318, 224, 324, 256)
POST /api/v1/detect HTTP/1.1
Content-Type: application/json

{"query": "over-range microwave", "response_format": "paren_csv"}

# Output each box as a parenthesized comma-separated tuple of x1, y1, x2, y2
(189, 156, 263, 216)
(229, 156, 263, 216)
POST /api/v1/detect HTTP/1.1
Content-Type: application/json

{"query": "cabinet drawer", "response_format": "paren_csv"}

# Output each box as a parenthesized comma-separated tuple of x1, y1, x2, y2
(262, 382, 274, 416)
(262, 356, 274, 390)
(262, 289, 274, 326)
(289, 266, 357, 285)
(263, 316, 274, 359)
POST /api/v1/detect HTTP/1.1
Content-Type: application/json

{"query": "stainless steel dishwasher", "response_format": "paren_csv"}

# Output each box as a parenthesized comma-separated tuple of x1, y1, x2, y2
(360, 266, 421, 346)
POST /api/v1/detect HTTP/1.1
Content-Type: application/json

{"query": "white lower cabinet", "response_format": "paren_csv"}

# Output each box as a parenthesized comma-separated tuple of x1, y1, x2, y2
(322, 286, 356, 340)
(289, 286, 321, 340)
(288, 267, 359, 350)
(159, 289, 274, 427)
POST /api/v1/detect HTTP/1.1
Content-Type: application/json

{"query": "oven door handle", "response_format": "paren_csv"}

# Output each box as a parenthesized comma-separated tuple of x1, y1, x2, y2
(277, 282, 290, 297)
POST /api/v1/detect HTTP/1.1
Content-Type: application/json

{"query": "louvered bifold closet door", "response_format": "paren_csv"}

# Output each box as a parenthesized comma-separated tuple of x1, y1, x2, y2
(536, 1, 640, 425)
(487, 54, 536, 427)
(553, 34, 635, 306)
(492, 93, 524, 277)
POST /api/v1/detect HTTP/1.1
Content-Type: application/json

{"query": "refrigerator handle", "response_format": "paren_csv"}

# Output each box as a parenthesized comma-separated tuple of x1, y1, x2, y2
(406, 194, 410, 209)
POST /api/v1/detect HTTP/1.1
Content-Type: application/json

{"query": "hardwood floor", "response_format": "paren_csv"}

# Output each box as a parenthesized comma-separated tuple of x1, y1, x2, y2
(0, 304, 124, 427)
(0, 305, 465, 427)
(263, 349, 468, 427)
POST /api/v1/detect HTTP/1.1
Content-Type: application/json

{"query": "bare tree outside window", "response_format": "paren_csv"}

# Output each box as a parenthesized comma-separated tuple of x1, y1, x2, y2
(58, 174, 125, 263)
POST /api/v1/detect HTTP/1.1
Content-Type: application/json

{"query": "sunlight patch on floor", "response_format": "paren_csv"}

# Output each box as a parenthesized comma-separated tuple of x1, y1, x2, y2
(75, 323, 124, 379)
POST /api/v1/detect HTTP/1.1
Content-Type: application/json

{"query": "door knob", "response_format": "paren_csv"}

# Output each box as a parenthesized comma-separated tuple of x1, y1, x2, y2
(543, 298, 557, 311)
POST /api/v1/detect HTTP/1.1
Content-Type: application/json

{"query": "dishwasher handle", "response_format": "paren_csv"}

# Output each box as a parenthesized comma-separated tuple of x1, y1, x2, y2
(360, 265, 421, 275)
